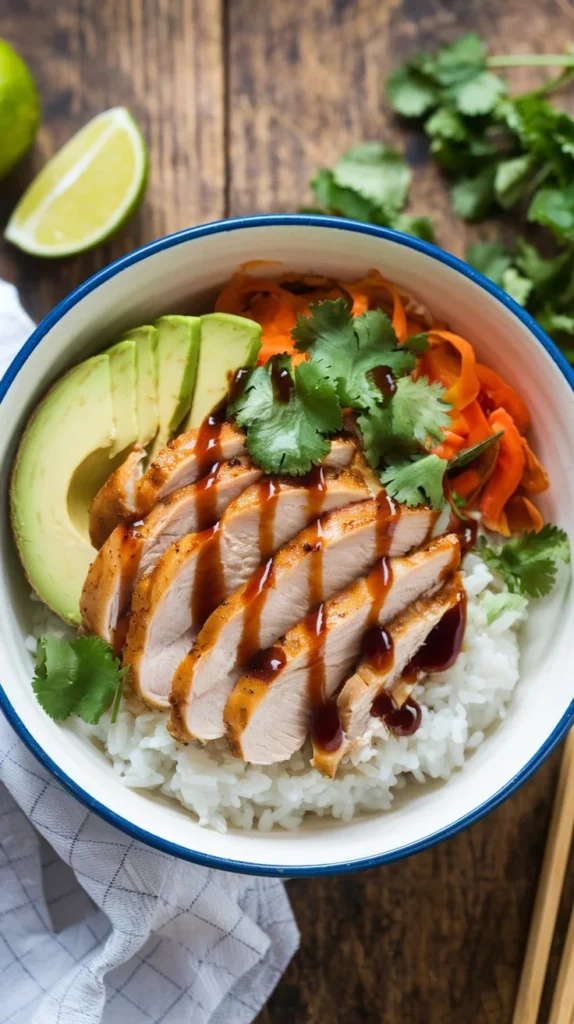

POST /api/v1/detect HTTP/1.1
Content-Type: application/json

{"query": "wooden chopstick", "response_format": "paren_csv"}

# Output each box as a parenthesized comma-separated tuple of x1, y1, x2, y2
(513, 729, 574, 1024)
(548, 896, 574, 1024)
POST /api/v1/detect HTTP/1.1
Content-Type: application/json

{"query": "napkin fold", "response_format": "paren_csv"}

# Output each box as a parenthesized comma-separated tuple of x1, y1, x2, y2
(0, 280, 299, 1024)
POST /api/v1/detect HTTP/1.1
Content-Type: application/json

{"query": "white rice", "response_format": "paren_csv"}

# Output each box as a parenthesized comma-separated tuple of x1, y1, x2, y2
(54, 553, 527, 833)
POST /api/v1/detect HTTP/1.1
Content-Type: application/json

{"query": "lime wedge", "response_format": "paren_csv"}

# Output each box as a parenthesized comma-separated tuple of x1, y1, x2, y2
(5, 106, 147, 257)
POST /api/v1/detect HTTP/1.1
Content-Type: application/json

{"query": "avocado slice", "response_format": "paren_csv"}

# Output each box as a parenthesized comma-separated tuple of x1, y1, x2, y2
(124, 325, 159, 447)
(186, 313, 262, 428)
(10, 354, 115, 624)
(147, 315, 201, 459)
(106, 339, 138, 457)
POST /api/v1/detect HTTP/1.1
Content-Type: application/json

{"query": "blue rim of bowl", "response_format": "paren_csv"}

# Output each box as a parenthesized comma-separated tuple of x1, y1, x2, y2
(1, 214, 573, 877)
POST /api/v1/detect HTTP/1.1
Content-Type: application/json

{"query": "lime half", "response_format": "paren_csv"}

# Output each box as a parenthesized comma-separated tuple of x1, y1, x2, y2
(5, 106, 148, 257)
(0, 39, 40, 180)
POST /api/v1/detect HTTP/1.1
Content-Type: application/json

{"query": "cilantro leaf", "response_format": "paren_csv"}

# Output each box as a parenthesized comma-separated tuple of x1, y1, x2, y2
(454, 71, 506, 116)
(528, 185, 574, 243)
(388, 376, 451, 448)
(477, 524, 570, 597)
(31, 634, 126, 724)
(494, 154, 534, 209)
(72, 636, 127, 725)
(386, 64, 438, 117)
(332, 142, 411, 215)
(231, 354, 342, 476)
(292, 301, 416, 410)
(425, 106, 469, 142)
(32, 635, 81, 721)
(357, 377, 451, 468)
(501, 266, 532, 306)
(466, 241, 513, 285)
(380, 453, 448, 509)
(451, 166, 496, 221)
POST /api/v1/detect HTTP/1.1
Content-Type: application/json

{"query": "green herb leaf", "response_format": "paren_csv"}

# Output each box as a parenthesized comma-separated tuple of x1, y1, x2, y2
(483, 591, 528, 625)
(466, 241, 513, 285)
(386, 64, 438, 117)
(447, 430, 504, 472)
(454, 71, 506, 116)
(386, 375, 451, 449)
(425, 106, 469, 141)
(32, 634, 126, 724)
(501, 266, 533, 306)
(528, 185, 574, 242)
(429, 33, 486, 88)
(494, 154, 534, 209)
(451, 166, 496, 221)
(332, 143, 411, 215)
(380, 453, 448, 509)
(231, 354, 342, 476)
(477, 524, 570, 597)
(292, 300, 416, 410)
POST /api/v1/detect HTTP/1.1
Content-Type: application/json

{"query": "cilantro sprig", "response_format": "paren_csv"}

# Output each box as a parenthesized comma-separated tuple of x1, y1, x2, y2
(229, 352, 342, 475)
(32, 634, 127, 724)
(477, 525, 571, 598)
(380, 453, 449, 509)
(305, 142, 434, 241)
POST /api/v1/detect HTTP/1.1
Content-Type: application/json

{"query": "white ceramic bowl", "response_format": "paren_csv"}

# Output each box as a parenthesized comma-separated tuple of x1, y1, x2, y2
(1, 215, 573, 876)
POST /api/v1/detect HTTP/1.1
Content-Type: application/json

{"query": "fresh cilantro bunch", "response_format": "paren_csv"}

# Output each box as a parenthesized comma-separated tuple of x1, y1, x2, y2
(32, 634, 126, 724)
(306, 142, 434, 241)
(477, 524, 571, 598)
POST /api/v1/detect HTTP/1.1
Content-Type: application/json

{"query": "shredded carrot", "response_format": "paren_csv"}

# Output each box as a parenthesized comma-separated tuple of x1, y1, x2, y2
(215, 267, 549, 536)
(520, 437, 550, 494)
(504, 494, 545, 533)
(479, 409, 526, 535)
(426, 329, 480, 410)
(475, 364, 530, 434)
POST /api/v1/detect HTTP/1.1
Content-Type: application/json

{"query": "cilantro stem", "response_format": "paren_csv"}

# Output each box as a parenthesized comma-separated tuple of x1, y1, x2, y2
(110, 671, 125, 724)
(487, 54, 574, 68)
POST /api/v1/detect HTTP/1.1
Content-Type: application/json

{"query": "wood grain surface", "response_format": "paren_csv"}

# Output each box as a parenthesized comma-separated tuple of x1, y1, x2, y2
(1, 1, 573, 1021)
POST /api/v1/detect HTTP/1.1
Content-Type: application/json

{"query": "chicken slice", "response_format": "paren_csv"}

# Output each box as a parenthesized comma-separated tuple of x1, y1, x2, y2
(170, 501, 439, 743)
(81, 456, 262, 647)
(136, 427, 357, 520)
(313, 577, 463, 777)
(89, 446, 145, 549)
(223, 536, 461, 765)
(125, 465, 371, 708)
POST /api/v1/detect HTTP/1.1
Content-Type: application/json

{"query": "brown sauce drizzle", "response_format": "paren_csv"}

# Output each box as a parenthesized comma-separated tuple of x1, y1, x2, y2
(236, 558, 274, 666)
(245, 644, 286, 679)
(454, 518, 478, 556)
(194, 405, 225, 478)
(194, 462, 221, 532)
(361, 625, 394, 675)
(371, 692, 422, 737)
(369, 364, 397, 403)
(191, 523, 226, 628)
(258, 479, 279, 560)
(406, 590, 467, 675)
(227, 366, 251, 406)
(270, 361, 293, 403)
(310, 702, 344, 753)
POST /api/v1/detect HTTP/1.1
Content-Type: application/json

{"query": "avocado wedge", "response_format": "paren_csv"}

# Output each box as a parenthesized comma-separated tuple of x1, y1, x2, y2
(125, 324, 159, 447)
(11, 354, 115, 624)
(147, 315, 201, 460)
(106, 339, 138, 457)
(186, 313, 262, 428)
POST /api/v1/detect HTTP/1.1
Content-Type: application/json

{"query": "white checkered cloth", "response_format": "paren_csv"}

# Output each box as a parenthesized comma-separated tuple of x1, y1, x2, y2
(0, 280, 299, 1024)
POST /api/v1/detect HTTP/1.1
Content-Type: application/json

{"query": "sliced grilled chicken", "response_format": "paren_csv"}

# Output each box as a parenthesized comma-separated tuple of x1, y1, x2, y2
(136, 426, 357, 520)
(82, 441, 359, 649)
(125, 465, 371, 708)
(313, 578, 463, 777)
(81, 457, 262, 646)
(223, 536, 460, 765)
(89, 446, 145, 549)
(170, 501, 439, 742)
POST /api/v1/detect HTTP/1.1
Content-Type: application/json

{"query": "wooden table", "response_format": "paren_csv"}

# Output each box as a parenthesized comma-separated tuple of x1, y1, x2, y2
(1, 1, 572, 1020)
